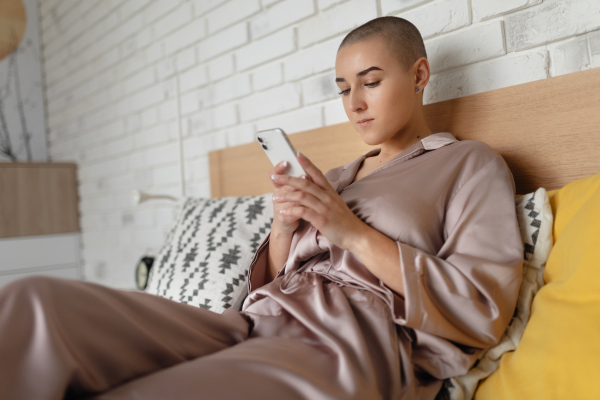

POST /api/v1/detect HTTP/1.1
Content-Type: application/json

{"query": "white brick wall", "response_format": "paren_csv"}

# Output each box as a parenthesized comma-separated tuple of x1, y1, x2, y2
(398, 0, 470, 39)
(472, 0, 542, 22)
(426, 21, 506, 72)
(39, 0, 600, 289)
(504, 0, 600, 52)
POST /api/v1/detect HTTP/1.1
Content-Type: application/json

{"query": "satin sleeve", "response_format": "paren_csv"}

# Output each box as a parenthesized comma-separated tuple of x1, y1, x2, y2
(391, 155, 524, 348)
(246, 233, 272, 295)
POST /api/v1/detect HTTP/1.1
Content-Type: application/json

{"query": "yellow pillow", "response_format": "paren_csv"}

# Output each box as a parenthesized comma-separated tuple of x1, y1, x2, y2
(475, 173, 600, 400)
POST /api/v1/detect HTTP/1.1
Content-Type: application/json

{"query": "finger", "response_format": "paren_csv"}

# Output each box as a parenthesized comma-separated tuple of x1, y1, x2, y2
(276, 204, 301, 219)
(278, 191, 329, 215)
(272, 184, 297, 201)
(269, 161, 292, 188)
(273, 184, 296, 198)
(299, 172, 313, 183)
(296, 152, 332, 191)
(273, 160, 289, 174)
(271, 174, 329, 203)
(279, 206, 327, 228)
(273, 186, 302, 202)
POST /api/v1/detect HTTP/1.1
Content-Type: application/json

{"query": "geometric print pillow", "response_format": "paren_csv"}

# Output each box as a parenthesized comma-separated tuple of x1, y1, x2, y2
(145, 193, 273, 314)
(448, 187, 554, 400)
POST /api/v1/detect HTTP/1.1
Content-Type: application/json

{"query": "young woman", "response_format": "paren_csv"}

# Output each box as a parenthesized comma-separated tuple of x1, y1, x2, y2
(0, 17, 523, 400)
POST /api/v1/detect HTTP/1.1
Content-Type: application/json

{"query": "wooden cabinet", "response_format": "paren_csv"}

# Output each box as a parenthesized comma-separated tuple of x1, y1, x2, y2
(0, 162, 79, 238)
(0, 163, 81, 287)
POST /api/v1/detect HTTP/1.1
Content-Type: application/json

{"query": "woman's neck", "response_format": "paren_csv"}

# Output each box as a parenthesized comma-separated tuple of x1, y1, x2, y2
(377, 118, 433, 161)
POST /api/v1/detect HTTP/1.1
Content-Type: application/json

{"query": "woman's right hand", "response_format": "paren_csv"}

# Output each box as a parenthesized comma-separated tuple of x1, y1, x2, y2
(270, 160, 303, 235)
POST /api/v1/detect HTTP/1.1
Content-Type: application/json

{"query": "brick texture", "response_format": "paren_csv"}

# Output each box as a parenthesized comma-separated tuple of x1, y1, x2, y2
(397, 0, 470, 39)
(425, 50, 549, 103)
(472, 0, 542, 22)
(549, 37, 591, 77)
(426, 21, 506, 73)
(381, 0, 433, 16)
(505, 0, 600, 52)
(590, 31, 600, 68)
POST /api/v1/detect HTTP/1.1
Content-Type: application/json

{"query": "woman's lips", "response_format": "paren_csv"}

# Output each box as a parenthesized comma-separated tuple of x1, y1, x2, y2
(358, 119, 373, 127)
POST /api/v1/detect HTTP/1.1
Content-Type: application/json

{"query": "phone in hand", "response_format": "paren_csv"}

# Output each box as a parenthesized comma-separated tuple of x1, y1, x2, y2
(256, 128, 307, 178)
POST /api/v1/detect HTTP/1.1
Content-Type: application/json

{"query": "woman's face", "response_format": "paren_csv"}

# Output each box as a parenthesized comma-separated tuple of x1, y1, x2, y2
(335, 36, 425, 147)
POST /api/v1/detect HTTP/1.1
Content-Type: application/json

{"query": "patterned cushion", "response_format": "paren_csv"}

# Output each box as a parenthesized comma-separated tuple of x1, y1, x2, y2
(448, 188, 554, 400)
(145, 193, 273, 313)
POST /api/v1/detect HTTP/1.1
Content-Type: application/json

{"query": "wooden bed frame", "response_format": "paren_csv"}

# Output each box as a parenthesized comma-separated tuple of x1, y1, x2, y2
(209, 68, 600, 197)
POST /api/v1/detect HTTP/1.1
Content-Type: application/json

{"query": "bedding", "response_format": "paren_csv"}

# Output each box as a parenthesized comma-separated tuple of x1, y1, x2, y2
(449, 187, 553, 399)
(145, 194, 273, 313)
(474, 172, 600, 400)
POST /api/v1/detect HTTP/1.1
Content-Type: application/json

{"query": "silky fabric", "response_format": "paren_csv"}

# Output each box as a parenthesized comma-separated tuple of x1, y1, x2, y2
(0, 132, 523, 400)
(244, 132, 523, 392)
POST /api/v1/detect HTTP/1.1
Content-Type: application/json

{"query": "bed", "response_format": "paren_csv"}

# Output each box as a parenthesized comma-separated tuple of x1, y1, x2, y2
(147, 67, 600, 400)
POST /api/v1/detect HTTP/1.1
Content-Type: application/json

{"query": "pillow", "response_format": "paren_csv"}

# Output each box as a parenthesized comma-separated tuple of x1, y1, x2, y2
(474, 172, 600, 399)
(145, 193, 273, 313)
(448, 187, 554, 400)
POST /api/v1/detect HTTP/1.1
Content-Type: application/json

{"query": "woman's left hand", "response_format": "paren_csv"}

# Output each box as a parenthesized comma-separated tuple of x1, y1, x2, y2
(271, 152, 366, 250)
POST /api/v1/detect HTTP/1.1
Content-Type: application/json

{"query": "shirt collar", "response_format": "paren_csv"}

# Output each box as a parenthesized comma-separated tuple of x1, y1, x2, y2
(420, 131, 457, 150)
(333, 132, 458, 193)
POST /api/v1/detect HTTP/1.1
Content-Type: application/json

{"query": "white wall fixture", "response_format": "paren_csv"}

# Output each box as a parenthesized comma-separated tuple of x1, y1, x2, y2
(131, 189, 179, 205)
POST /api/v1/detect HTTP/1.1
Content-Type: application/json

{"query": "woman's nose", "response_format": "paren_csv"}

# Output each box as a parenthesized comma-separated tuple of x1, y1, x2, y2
(349, 90, 367, 112)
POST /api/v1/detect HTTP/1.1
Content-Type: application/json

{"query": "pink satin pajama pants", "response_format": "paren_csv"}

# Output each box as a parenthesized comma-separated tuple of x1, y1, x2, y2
(0, 276, 365, 400)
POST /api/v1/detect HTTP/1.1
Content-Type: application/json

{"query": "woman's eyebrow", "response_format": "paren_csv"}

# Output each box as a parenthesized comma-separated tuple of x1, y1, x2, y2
(335, 66, 383, 83)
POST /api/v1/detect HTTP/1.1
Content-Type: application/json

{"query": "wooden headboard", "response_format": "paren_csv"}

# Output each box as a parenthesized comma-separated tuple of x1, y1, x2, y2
(209, 68, 600, 197)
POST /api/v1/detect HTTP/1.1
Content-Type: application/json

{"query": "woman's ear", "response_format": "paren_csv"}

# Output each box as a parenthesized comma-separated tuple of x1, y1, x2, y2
(413, 57, 430, 93)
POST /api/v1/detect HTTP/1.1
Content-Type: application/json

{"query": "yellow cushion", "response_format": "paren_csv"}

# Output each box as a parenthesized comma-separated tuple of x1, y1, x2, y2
(475, 173, 600, 400)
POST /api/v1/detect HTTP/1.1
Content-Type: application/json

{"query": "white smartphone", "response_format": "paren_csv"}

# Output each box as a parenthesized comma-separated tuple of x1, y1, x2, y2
(256, 128, 307, 178)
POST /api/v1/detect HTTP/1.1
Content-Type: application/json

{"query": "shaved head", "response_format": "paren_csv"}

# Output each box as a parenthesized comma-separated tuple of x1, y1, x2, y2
(338, 16, 427, 71)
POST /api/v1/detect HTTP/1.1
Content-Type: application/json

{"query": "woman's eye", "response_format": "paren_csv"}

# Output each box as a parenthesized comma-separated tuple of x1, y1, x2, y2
(337, 81, 380, 96)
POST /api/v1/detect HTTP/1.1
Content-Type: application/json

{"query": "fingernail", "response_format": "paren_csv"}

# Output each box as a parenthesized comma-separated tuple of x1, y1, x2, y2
(279, 209, 286, 214)
(271, 175, 276, 180)
(272, 195, 279, 201)
(301, 175, 307, 180)
(282, 161, 288, 167)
